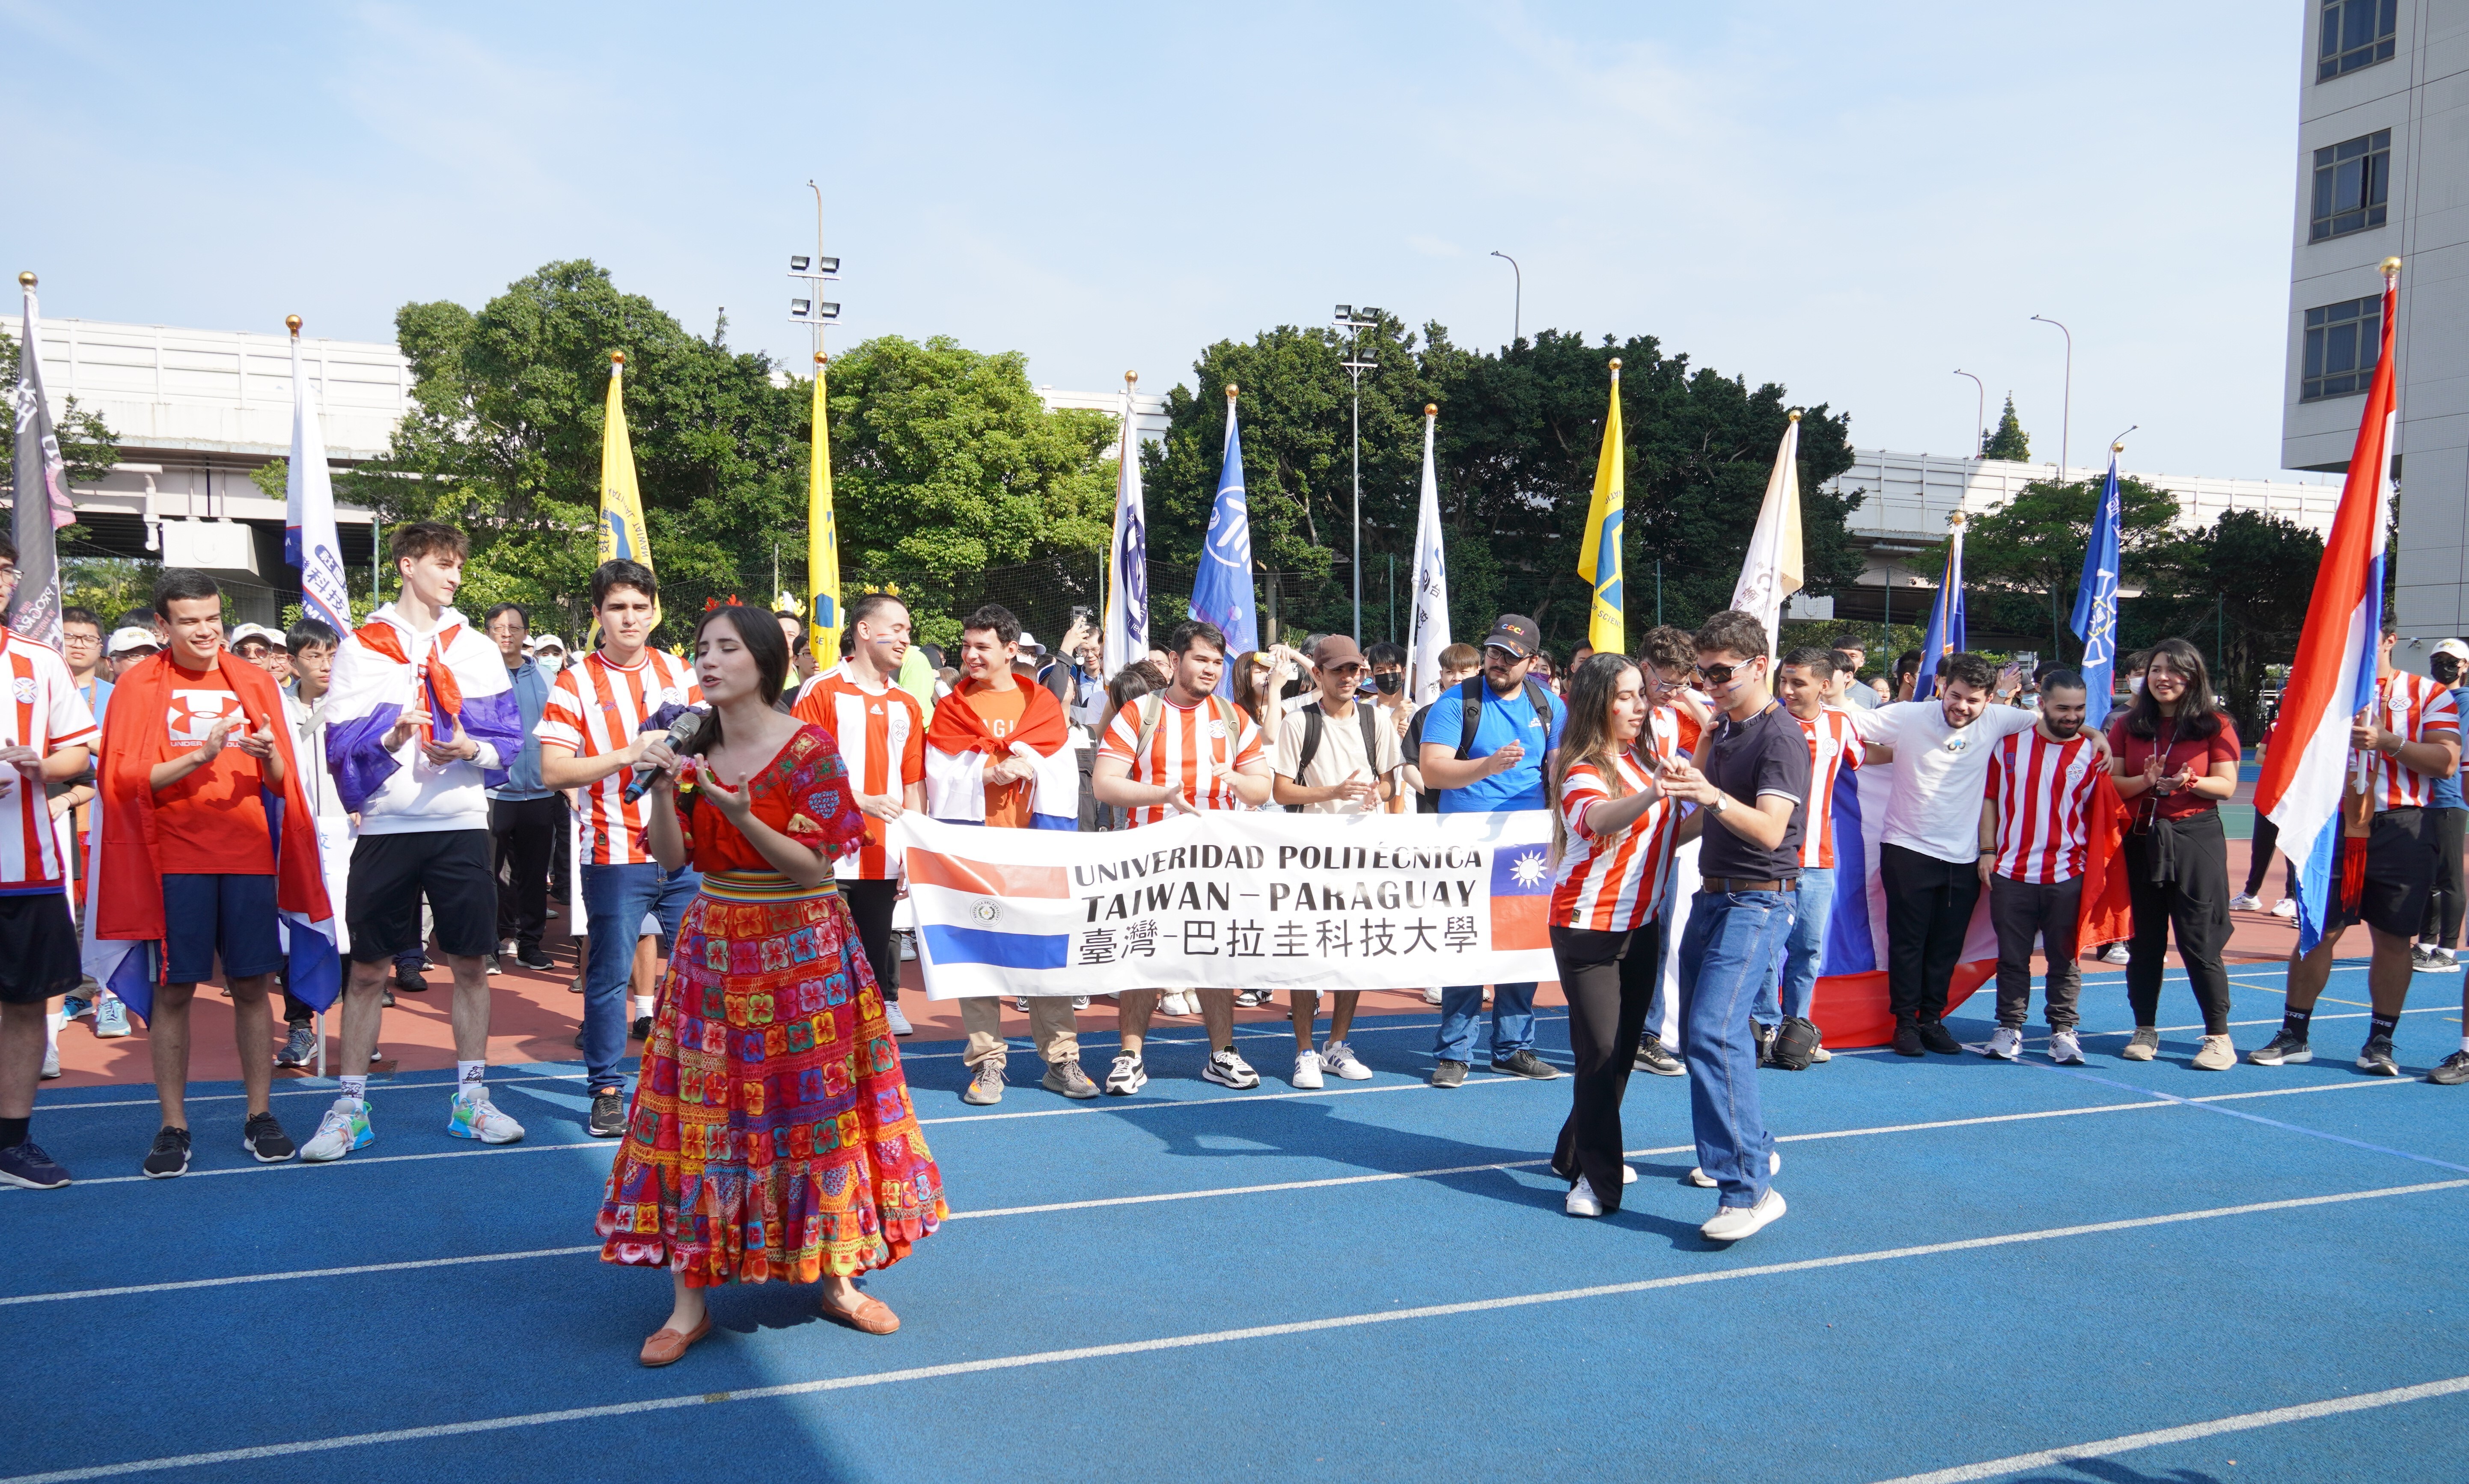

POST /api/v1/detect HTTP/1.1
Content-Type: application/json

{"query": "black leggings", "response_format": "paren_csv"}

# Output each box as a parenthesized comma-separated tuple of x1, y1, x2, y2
(1551, 921, 1660, 1212)
(839, 878, 902, 1005)
(2244, 813, 2294, 899)
(2421, 807, 2466, 948)
(2124, 810, 2233, 1035)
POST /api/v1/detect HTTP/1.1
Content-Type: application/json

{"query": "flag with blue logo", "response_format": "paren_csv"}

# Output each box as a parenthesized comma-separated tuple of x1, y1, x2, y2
(1188, 388, 1255, 693)
(284, 326, 352, 635)
(2070, 450, 2123, 714)
(1917, 516, 1968, 697)
(1102, 379, 1149, 675)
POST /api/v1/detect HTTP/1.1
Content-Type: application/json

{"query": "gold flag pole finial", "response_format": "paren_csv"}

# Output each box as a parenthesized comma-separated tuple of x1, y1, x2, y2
(1788, 410, 1801, 423)
(1425, 403, 1437, 417)
(285, 314, 302, 337)
(610, 350, 625, 368)
(2383, 255, 2403, 279)
(16, 271, 33, 289)
(1226, 383, 1237, 401)
(1125, 370, 1139, 387)
(815, 350, 827, 367)
(2112, 442, 2126, 454)
(1608, 357, 1621, 375)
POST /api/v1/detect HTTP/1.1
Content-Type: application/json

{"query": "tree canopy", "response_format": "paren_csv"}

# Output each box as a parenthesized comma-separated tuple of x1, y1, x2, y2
(1980, 394, 2031, 461)
(1958, 473, 2181, 650)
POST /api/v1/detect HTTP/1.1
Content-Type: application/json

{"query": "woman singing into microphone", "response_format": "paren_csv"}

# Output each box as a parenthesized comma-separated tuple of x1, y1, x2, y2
(598, 605, 945, 1366)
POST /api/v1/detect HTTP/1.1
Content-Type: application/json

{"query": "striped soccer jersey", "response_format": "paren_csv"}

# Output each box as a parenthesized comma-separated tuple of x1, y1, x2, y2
(1985, 728, 2102, 884)
(1550, 721, 1684, 932)
(2363, 670, 2462, 812)
(535, 648, 702, 867)
(1793, 707, 1864, 870)
(791, 663, 926, 879)
(1097, 694, 1264, 828)
(0, 634, 97, 892)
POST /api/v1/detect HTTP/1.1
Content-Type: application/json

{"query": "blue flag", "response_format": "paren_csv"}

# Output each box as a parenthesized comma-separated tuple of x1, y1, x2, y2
(1189, 393, 1256, 694)
(2070, 451, 2122, 715)
(1917, 520, 1967, 697)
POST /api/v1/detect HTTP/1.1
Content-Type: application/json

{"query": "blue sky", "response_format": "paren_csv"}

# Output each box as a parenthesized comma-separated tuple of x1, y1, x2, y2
(3, 1, 2313, 481)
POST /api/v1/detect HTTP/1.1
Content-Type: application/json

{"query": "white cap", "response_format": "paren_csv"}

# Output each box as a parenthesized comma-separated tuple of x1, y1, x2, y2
(108, 626, 159, 656)
(229, 622, 283, 647)
(2433, 639, 2469, 662)
(533, 634, 569, 653)
(1017, 629, 1047, 656)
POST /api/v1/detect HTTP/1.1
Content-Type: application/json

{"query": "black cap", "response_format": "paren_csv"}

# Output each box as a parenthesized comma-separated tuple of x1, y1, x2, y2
(1482, 614, 1541, 659)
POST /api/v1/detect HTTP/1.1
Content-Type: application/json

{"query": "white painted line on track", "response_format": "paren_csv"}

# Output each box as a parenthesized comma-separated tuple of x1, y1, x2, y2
(0, 1246, 602, 1307)
(1871, 1372, 2469, 1483)
(7, 1178, 2462, 1484)
(33, 1071, 590, 1114)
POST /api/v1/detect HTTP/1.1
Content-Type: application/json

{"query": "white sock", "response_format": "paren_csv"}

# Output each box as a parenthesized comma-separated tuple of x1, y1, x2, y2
(45, 1006, 62, 1052)
(338, 1074, 367, 1102)
(456, 1060, 487, 1099)
(2460, 1033, 2469, 1056)
(633, 994, 654, 1020)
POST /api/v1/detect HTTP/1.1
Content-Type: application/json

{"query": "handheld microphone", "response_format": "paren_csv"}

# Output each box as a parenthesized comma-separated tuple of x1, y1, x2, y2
(622, 708, 706, 804)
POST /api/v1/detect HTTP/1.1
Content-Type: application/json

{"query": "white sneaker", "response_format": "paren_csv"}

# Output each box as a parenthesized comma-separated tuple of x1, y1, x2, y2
(300, 1097, 373, 1162)
(1688, 1149, 1781, 1188)
(1565, 1175, 1603, 1217)
(899, 933, 918, 961)
(1319, 1039, 1374, 1080)
(1015, 997, 1030, 1012)
(2100, 944, 2131, 965)
(1421, 987, 1443, 1006)
(1700, 1187, 1786, 1243)
(2270, 898, 2297, 919)
(1983, 1026, 2023, 1060)
(1104, 1051, 1147, 1095)
(2228, 893, 2263, 912)
(1291, 1050, 1324, 1088)
(1160, 991, 1194, 1017)
(1071, 996, 1090, 1010)
(2048, 1030, 2086, 1065)
(2427, 947, 2463, 974)
(447, 1091, 524, 1144)
(883, 1001, 915, 1036)
(94, 996, 131, 1038)
(1202, 1047, 1260, 1089)
(40, 1045, 59, 1079)
(1623, 1163, 1638, 1185)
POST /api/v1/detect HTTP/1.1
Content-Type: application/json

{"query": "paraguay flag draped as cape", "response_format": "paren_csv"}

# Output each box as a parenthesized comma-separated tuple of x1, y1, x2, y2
(84, 651, 336, 1022)
(923, 679, 1078, 831)
(323, 604, 520, 812)
(2258, 266, 2401, 955)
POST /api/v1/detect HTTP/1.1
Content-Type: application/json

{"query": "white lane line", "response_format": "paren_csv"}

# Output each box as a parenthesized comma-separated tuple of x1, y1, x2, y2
(918, 1071, 1536, 1125)
(1, 1076, 2414, 1305)
(3, 1138, 614, 1192)
(1871, 1372, 2469, 1484)
(7, 1178, 2461, 1484)
(34, 1071, 590, 1114)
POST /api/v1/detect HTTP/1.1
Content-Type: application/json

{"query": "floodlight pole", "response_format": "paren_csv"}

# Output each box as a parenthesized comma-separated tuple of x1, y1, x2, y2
(1334, 304, 1380, 644)
(2030, 315, 2072, 481)
(1490, 251, 1521, 343)
(1953, 369, 1984, 459)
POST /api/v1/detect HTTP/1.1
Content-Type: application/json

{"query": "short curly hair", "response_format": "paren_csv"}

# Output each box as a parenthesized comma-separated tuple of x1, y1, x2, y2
(1692, 609, 1770, 663)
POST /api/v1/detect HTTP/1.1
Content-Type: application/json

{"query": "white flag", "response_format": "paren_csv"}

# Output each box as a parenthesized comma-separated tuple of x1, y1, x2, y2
(1101, 380, 1149, 676)
(1406, 407, 1452, 703)
(286, 334, 351, 634)
(1729, 413, 1804, 656)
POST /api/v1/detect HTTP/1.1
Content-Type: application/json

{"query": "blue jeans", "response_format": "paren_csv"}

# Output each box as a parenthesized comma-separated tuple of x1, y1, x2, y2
(1679, 890, 1792, 1208)
(581, 861, 701, 1093)
(1753, 867, 1835, 1027)
(1432, 982, 1537, 1063)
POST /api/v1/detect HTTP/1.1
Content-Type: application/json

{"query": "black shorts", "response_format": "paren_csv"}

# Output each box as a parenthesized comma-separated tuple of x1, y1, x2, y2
(2329, 807, 2437, 939)
(0, 891, 81, 1005)
(346, 830, 497, 963)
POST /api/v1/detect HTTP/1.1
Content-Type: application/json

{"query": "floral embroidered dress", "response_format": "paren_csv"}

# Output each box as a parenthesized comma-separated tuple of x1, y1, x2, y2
(597, 724, 946, 1285)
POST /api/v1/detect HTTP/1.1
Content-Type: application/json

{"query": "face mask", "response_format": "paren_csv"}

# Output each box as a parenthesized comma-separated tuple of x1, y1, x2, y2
(1373, 672, 1401, 695)
(539, 655, 564, 674)
(2130, 675, 2144, 695)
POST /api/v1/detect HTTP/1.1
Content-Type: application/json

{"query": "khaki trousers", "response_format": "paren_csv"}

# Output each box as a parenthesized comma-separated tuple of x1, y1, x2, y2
(959, 995, 1082, 1070)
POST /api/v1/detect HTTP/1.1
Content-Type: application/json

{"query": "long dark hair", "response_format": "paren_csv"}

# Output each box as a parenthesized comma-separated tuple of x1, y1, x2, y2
(2124, 636, 2224, 739)
(684, 605, 790, 758)
(1550, 653, 1642, 859)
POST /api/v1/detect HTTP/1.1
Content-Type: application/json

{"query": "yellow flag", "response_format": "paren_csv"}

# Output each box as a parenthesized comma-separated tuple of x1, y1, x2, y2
(595, 351, 657, 638)
(808, 351, 842, 663)
(1576, 359, 1624, 655)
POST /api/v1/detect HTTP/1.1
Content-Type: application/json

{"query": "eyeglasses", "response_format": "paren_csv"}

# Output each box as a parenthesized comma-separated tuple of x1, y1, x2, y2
(62, 634, 100, 647)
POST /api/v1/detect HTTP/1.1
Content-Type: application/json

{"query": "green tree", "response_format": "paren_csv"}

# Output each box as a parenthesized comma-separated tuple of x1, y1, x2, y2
(0, 331, 120, 490)
(1980, 394, 2030, 461)
(2129, 510, 2325, 739)
(1957, 475, 2181, 653)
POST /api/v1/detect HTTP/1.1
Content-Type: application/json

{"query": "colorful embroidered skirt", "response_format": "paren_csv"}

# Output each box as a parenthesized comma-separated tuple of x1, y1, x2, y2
(597, 871, 946, 1285)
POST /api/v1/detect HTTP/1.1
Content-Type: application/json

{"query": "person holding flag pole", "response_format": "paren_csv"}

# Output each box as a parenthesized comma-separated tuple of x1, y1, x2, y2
(2247, 258, 2466, 1081)
(1577, 360, 1624, 660)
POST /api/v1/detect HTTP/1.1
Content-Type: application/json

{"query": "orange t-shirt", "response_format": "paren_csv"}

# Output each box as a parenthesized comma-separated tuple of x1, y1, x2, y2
(968, 682, 1035, 829)
(154, 662, 274, 875)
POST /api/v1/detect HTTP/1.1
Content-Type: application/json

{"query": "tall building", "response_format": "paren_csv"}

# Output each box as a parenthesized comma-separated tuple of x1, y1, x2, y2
(2281, 0, 2468, 638)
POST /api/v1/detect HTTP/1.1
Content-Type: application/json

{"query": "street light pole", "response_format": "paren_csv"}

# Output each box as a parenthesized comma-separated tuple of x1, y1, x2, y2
(1334, 304, 1381, 644)
(1490, 251, 1521, 344)
(1953, 369, 1984, 459)
(2029, 315, 2072, 481)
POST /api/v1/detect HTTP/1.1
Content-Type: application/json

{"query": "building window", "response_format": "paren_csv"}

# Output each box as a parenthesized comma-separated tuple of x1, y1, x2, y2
(2310, 129, 2390, 240)
(2318, 0, 2397, 81)
(2302, 295, 2382, 401)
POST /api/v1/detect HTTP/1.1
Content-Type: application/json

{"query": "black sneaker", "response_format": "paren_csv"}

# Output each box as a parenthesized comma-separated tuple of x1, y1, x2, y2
(392, 965, 430, 993)
(2249, 1029, 2313, 1066)
(2357, 1035, 2401, 1077)
(0, 1140, 70, 1189)
(629, 1015, 652, 1042)
(588, 1092, 627, 1138)
(1916, 1021, 1963, 1055)
(1489, 1048, 1560, 1080)
(515, 946, 555, 971)
(1893, 1024, 1925, 1057)
(1430, 1059, 1470, 1088)
(142, 1125, 192, 1179)
(2429, 1051, 2469, 1085)
(243, 1110, 296, 1163)
(1633, 1036, 1684, 1076)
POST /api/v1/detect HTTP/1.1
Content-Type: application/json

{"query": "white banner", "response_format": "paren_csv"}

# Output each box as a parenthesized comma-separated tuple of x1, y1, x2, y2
(891, 810, 1558, 999)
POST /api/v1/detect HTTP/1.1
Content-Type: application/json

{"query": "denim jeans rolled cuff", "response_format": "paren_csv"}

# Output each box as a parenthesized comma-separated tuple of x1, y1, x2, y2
(1430, 981, 1538, 1063)
(1752, 866, 1835, 1027)
(1679, 890, 1792, 1209)
(580, 861, 702, 1093)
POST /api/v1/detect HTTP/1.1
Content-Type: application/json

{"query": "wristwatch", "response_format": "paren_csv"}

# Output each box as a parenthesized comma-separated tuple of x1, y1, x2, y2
(1708, 794, 1730, 817)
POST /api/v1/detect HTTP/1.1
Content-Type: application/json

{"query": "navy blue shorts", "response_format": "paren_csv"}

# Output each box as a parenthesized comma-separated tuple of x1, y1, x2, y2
(163, 872, 284, 986)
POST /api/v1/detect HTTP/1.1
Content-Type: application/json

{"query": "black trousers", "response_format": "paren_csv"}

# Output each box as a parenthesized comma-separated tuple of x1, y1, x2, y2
(2421, 807, 2466, 948)
(1880, 843, 1979, 1027)
(2244, 813, 2293, 899)
(2124, 810, 2233, 1035)
(1550, 920, 1660, 1212)
(491, 795, 562, 951)
(839, 878, 902, 1004)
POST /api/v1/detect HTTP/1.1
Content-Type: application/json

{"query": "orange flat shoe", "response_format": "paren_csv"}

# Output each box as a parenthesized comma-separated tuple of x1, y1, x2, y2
(638, 1315, 712, 1367)
(820, 1294, 900, 1335)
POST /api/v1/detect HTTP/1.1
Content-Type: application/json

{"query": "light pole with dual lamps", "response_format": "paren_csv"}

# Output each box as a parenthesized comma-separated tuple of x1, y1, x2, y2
(1333, 303, 1382, 644)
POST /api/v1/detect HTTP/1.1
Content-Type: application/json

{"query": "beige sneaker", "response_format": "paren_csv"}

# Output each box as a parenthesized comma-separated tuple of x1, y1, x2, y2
(2191, 1034, 2236, 1071)
(2120, 1027, 2161, 1061)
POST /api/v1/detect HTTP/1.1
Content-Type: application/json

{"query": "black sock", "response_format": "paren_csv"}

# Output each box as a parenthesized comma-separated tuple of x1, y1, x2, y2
(2370, 1012, 2400, 1042)
(0, 1116, 27, 1149)
(2282, 1004, 2314, 1038)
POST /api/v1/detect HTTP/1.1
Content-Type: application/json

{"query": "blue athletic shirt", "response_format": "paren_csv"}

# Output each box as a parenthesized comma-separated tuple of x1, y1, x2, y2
(1416, 682, 1566, 813)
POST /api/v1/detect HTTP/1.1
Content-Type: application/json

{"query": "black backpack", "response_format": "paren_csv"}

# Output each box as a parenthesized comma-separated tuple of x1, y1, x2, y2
(1294, 698, 1386, 781)
(1455, 674, 1556, 760)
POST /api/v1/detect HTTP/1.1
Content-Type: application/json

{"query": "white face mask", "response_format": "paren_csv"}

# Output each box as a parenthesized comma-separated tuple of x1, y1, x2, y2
(2130, 675, 2144, 695)
(538, 654, 565, 674)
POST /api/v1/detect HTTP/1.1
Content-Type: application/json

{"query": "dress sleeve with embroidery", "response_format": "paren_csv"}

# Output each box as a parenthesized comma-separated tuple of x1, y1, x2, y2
(784, 724, 868, 856)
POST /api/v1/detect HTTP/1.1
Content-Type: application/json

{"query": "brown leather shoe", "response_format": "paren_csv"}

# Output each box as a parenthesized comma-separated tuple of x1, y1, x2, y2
(638, 1315, 712, 1367)
(820, 1294, 900, 1335)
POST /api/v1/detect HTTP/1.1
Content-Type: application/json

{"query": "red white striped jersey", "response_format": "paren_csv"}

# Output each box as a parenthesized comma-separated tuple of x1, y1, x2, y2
(1984, 729, 2101, 884)
(535, 648, 702, 867)
(790, 663, 926, 879)
(1794, 708, 1865, 870)
(1550, 735, 1683, 932)
(0, 635, 97, 892)
(1097, 694, 1264, 828)
(2363, 670, 2462, 812)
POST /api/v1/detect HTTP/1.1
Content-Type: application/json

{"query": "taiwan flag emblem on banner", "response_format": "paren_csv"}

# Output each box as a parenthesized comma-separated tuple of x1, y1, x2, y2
(1490, 843, 1552, 951)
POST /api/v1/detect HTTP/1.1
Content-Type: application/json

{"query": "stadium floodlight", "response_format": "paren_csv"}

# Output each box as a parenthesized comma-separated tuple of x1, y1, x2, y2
(788, 254, 841, 279)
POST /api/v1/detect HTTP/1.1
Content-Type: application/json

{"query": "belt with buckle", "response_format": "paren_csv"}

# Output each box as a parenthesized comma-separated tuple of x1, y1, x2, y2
(1701, 875, 1788, 894)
